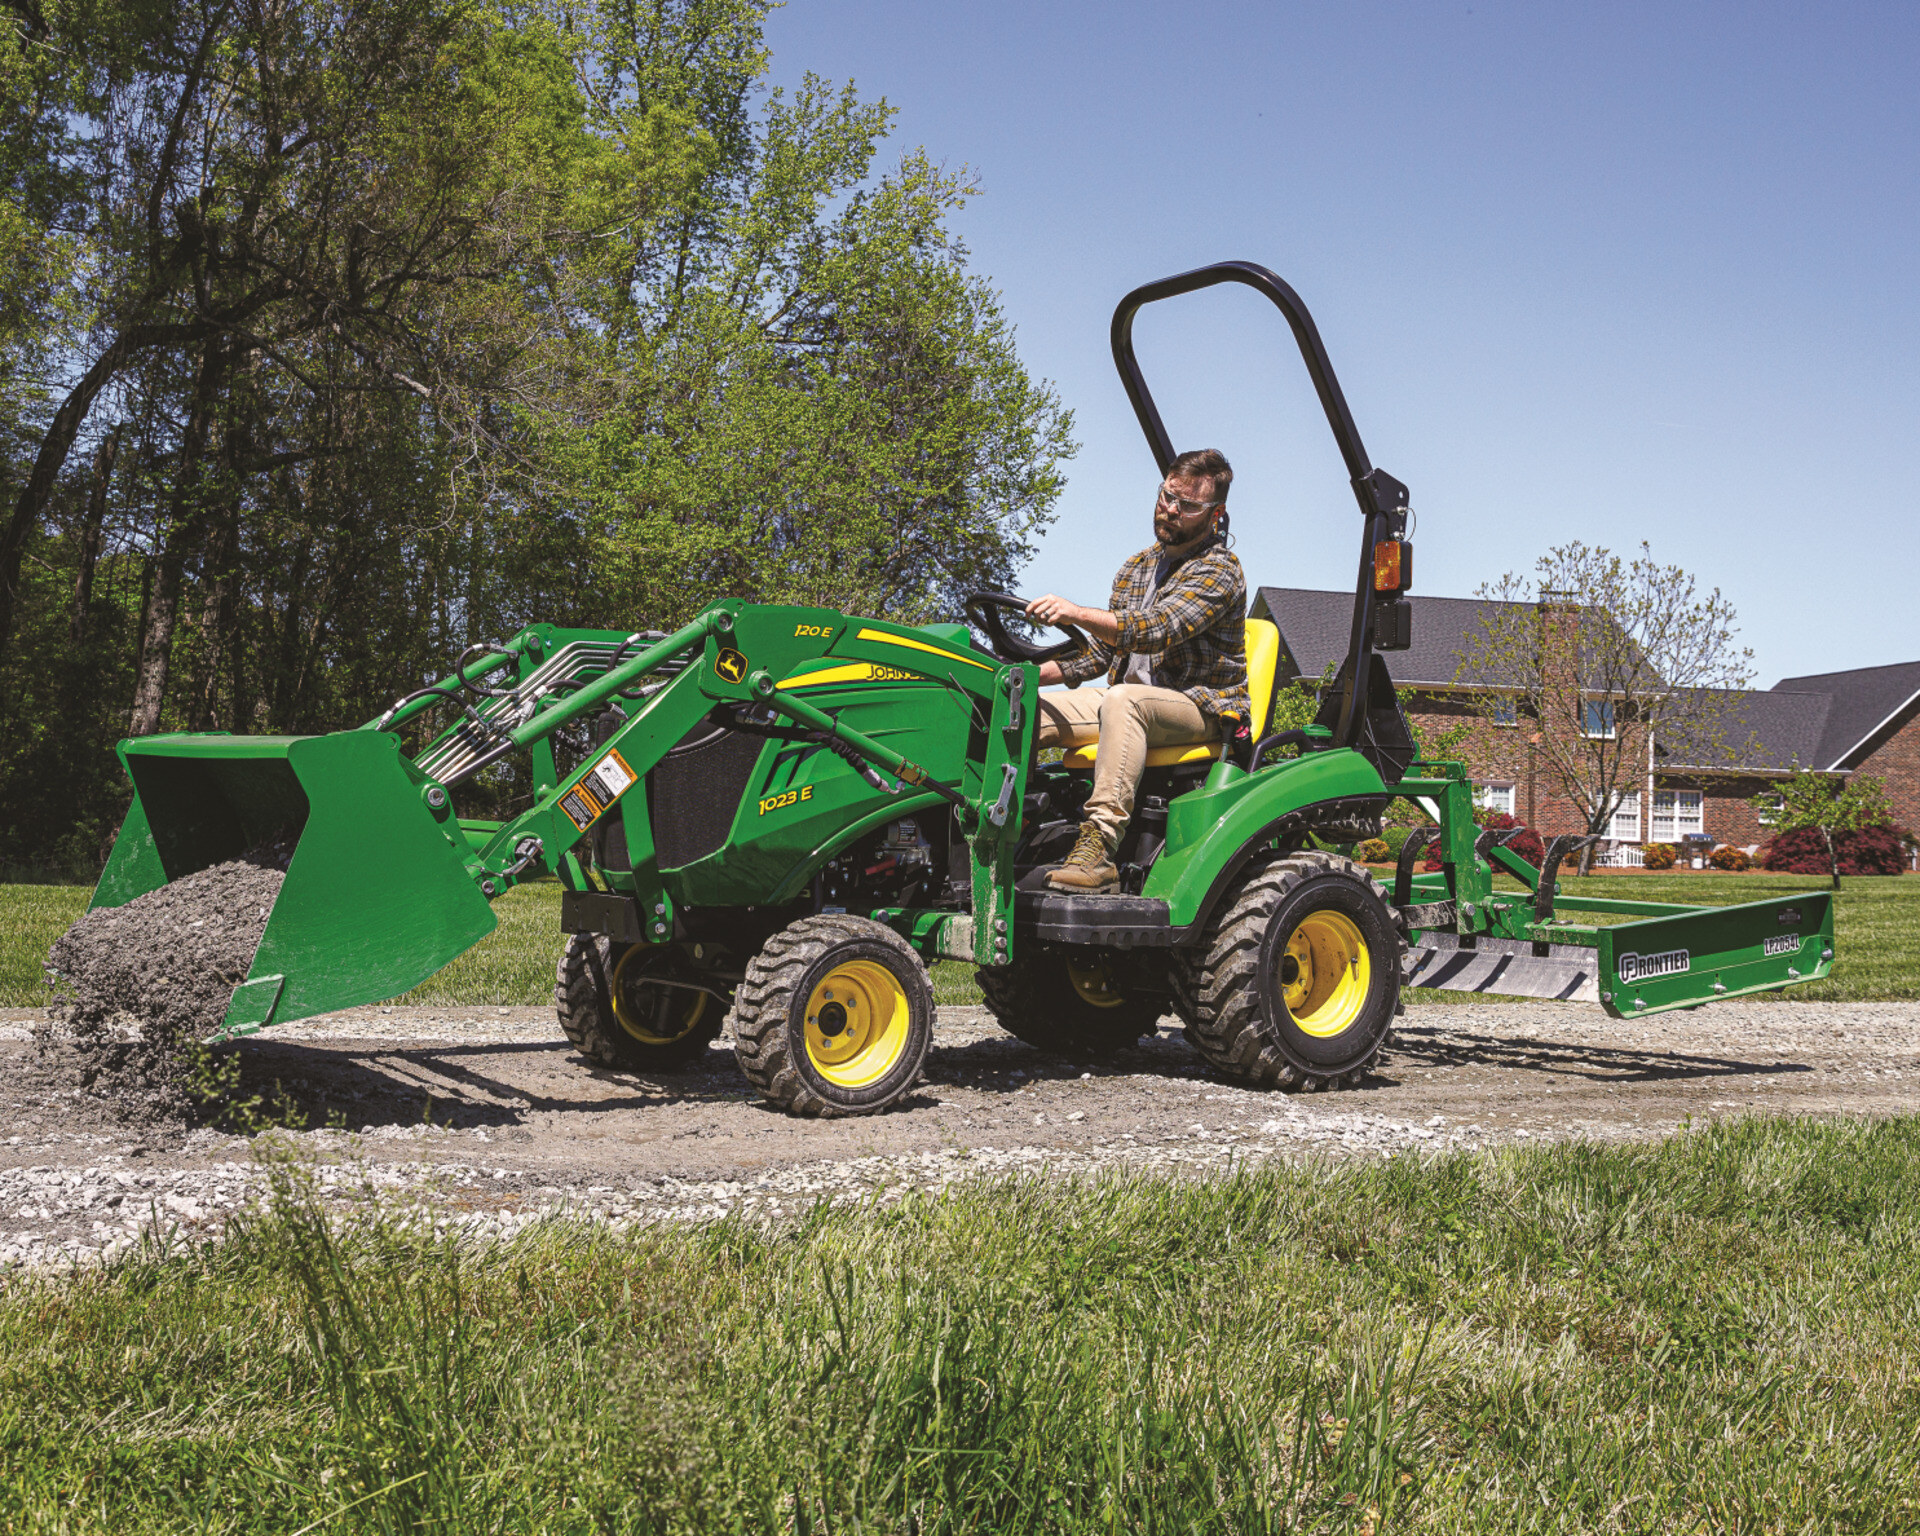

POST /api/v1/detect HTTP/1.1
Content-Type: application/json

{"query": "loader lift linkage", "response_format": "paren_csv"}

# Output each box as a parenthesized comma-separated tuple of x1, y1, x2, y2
(91, 262, 1835, 1117)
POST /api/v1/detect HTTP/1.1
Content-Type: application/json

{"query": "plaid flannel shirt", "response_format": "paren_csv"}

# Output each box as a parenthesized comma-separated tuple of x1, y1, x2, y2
(1056, 536, 1251, 721)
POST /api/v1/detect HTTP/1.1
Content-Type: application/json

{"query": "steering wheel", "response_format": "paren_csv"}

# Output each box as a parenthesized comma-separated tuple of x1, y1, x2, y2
(963, 591, 1088, 664)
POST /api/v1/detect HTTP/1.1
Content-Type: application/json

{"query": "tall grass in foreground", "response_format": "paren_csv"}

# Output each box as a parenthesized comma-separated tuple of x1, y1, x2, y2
(4, 1116, 1920, 1532)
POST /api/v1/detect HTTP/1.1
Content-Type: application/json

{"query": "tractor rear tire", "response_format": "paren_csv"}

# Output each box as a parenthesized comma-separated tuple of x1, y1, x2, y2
(1172, 851, 1405, 1091)
(555, 935, 726, 1072)
(977, 948, 1163, 1056)
(729, 915, 934, 1117)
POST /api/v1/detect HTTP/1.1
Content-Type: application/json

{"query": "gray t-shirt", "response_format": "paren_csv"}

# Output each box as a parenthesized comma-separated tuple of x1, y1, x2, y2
(1119, 549, 1177, 686)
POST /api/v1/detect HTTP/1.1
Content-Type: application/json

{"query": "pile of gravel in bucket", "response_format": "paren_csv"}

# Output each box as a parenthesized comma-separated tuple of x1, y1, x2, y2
(39, 840, 292, 1125)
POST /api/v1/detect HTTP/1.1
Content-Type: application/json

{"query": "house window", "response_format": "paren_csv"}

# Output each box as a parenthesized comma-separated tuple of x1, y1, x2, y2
(1756, 793, 1783, 826)
(1488, 696, 1519, 727)
(1651, 790, 1704, 842)
(1475, 783, 1515, 817)
(1581, 699, 1616, 738)
(1609, 790, 1641, 842)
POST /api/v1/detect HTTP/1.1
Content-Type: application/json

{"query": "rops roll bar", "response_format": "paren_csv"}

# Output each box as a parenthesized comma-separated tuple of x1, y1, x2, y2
(1109, 260, 1412, 752)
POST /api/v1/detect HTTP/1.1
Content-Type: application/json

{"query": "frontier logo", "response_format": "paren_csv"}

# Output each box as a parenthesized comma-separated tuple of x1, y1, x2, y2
(1618, 948, 1689, 984)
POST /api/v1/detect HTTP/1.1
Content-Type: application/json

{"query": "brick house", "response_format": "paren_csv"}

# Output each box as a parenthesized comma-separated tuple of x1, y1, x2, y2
(1251, 587, 1920, 859)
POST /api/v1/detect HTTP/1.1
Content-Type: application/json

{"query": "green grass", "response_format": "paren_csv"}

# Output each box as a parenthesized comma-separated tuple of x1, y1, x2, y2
(6, 871, 1915, 1008)
(0, 883, 90, 1005)
(6, 1117, 1920, 1531)
(397, 882, 568, 1007)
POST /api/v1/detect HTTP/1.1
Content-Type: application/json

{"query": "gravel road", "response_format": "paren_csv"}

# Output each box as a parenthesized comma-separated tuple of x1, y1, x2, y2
(3, 998, 1917, 1270)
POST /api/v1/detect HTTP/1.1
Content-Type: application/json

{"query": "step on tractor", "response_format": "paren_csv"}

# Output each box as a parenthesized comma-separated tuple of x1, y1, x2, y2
(92, 262, 1835, 1117)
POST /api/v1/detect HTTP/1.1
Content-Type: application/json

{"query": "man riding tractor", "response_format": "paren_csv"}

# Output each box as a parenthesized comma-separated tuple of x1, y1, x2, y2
(1026, 447, 1250, 894)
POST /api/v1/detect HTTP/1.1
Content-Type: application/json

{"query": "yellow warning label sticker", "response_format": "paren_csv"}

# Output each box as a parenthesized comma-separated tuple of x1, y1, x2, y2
(558, 782, 605, 831)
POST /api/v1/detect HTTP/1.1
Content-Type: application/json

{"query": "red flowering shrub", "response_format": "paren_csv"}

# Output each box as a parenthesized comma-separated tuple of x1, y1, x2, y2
(1764, 824, 1910, 876)
(1642, 842, 1677, 870)
(1422, 812, 1544, 871)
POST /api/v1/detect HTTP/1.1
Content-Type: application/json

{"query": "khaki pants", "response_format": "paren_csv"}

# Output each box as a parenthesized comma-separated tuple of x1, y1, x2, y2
(1036, 685, 1220, 850)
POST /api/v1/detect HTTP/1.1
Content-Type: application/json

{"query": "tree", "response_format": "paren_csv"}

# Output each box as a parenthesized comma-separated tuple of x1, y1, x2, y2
(1456, 542, 1754, 873)
(569, 76, 1073, 629)
(0, 0, 1076, 869)
(1754, 771, 1893, 889)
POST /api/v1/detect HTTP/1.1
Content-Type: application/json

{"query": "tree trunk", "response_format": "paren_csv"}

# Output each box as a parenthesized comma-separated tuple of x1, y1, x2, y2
(0, 335, 139, 658)
(1578, 809, 1607, 875)
(188, 503, 238, 730)
(129, 345, 224, 737)
(1823, 826, 1840, 891)
(69, 428, 120, 644)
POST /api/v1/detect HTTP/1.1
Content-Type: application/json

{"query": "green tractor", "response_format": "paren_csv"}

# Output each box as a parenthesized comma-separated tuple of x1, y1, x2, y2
(90, 262, 1834, 1117)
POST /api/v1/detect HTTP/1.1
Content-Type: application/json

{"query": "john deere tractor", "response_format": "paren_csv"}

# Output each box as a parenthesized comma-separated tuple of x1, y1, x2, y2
(88, 262, 1835, 1116)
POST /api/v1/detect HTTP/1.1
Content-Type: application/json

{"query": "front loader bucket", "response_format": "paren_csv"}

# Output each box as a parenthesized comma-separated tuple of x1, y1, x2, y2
(95, 730, 498, 1036)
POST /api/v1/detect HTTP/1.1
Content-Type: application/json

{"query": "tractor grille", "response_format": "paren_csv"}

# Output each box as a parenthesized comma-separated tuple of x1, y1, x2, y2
(649, 715, 766, 869)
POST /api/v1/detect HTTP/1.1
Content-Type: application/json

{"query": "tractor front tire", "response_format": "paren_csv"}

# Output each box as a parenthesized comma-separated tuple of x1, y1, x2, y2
(555, 935, 726, 1072)
(977, 948, 1164, 1056)
(1173, 852, 1404, 1091)
(729, 915, 934, 1117)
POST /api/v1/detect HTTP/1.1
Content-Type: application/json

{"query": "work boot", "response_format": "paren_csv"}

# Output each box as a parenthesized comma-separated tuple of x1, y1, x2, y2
(1048, 821, 1119, 893)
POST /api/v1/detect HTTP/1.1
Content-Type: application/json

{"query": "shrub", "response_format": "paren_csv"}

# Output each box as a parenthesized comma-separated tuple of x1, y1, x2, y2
(1708, 844, 1751, 872)
(1764, 824, 1910, 876)
(1356, 838, 1391, 864)
(1422, 812, 1544, 871)
(1642, 843, 1677, 870)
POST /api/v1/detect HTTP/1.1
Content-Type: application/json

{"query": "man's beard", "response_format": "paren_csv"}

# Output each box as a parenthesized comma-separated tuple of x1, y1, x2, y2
(1154, 512, 1192, 547)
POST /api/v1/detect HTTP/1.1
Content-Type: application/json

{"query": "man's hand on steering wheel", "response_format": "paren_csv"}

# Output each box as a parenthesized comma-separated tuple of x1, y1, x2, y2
(1026, 594, 1120, 646)
(1024, 592, 1080, 627)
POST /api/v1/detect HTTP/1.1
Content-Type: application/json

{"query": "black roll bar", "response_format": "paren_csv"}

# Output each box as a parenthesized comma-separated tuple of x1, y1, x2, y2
(1109, 260, 1409, 751)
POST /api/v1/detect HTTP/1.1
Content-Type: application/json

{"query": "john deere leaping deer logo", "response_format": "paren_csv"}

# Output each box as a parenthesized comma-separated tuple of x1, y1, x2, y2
(714, 647, 749, 684)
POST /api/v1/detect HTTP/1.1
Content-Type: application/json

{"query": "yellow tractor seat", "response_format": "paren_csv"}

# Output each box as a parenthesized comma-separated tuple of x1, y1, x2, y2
(1059, 618, 1283, 770)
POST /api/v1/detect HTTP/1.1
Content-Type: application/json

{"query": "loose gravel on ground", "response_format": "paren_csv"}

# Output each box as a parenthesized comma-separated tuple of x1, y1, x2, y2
(3, 997, 1918, 1271)
(38, 852, 287, 1123)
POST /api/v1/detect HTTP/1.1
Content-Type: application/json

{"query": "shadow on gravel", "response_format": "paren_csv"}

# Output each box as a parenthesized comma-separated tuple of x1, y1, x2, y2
(1389, 1025, 1814, 1085)
(223, 1039, 749, 1131)
(213, 1024, 1227, 1131)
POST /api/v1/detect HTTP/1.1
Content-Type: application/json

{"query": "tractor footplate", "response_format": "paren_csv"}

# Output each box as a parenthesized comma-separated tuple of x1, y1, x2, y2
(1405, 932, 1601, 1002)
(1017, 892, 1173, 947)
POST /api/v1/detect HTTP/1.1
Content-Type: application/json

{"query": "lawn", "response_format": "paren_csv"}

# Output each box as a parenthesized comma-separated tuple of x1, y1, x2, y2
(4, 1116, 1920, 1531)
(6, 872, 1914, 1008)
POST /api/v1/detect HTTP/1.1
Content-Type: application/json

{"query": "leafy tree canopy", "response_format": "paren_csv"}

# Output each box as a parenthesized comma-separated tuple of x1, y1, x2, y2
(0, 0, 1075, 870)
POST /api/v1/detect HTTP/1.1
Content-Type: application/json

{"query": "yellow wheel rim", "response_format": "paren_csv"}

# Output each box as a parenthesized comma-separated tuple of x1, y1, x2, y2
(1275, 910, 1371, 1038)
(804, 960, 911, 1088)
(1066, 957, 1126, 1009)
(611, 945, 709, 1046)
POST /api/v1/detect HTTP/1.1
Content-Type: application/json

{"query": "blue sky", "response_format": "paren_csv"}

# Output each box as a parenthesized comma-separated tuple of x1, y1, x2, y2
(763, 0, 1919, 685)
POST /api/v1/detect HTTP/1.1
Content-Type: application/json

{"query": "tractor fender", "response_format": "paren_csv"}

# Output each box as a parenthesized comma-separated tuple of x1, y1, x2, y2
(1142, 749, 1390, 933)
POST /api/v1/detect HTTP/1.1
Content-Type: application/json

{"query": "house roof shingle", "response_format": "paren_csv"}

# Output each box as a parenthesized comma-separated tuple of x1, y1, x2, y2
(1770, 661, 1920, 769)
(1654, 688, 1831, 771)
(1249, 586, 1531, 688)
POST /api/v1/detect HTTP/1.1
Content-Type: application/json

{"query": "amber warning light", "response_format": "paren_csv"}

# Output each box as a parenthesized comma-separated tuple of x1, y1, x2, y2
(1373, 540, 1403, 592)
